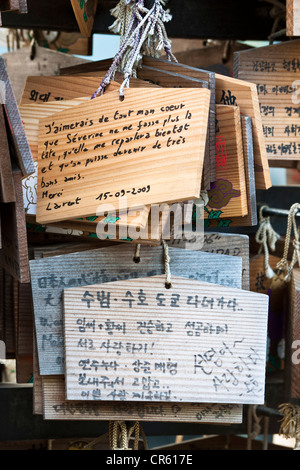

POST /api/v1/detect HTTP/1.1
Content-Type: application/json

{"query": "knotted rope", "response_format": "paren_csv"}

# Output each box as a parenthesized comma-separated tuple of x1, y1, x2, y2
(255, 205, 281, 279)
(276, 203, 300, 282)
(91, 0, 176, 99)
(108, 420, 149, 450)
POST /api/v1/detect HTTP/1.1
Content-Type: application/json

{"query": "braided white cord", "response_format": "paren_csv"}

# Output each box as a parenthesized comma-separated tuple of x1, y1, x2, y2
(276, 203, 300, 281)
(91, 0, 175, 99)
(255, 205, 281, 279)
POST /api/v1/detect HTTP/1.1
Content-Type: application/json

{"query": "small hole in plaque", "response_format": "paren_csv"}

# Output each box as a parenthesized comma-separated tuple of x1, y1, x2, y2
(133, 256, 140, 264)
(165, 282, 172, 290)
(119, 95, 125, 102)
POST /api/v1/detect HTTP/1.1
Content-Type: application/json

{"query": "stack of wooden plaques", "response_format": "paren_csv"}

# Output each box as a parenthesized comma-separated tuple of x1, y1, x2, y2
(234, 39, 300, 169)
(0, 56, 35, 381)
(17, 54, 274, 246)
(27, 233, 269, 425)
(0, 52, 274, 426)
(0, 51, 271, 424)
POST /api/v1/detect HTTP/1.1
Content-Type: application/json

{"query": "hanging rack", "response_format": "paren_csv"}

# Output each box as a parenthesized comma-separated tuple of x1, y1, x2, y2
(259, 205, 300, 220)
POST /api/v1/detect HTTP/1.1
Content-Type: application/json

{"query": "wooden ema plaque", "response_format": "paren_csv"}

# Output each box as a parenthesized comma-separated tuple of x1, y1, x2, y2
(169, 233, 250, 291)
(250, 254, 281, 294)
(19, 75, 120, 107)
(233, 115, 257, 226)
(42, 375, 243, 423)
(250, 254, 286, 374)
(286, 0, 300, 36)
(29, 244, 243, 376)
(63, 275, 269, 404)
(136, 64, 211, 191)
(0, 104, 16, 203)
(0, 57, 35, 177)
(32, 335, 243, 423)
(206, 104, 247, 219)
(19, 97, 149, 229)
(214, 72, 271, 190)
(36, 87, 211, 224)
(140, 56, 217, 184)
(0, 170, 30, 283)
(234, 40, 300, 164)
(70, 0, 98, 37)
(2, 46, 89, 104)
(205, 115, 256, 228)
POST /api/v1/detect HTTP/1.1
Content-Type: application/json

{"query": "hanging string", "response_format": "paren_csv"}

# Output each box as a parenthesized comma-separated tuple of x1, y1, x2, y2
(91, 0, 176, 99)
(162, 240, 172, 288)
(276, 203, 300, 282)
(278, 403, 300, 450)
(255, 205, 281, 279)
(247, 405, 262, 450)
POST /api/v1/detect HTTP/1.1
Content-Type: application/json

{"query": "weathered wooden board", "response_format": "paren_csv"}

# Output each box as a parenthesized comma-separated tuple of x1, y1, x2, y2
(0, 57, 35, 177)
(2, 46, 89, 104)
(16, 354, 33, 383)
(17, 282, 33, 356)
(286, 0, 300, 36)
(234, 40, 300, 163)
(33, 334, 43, 415)
(287, 269, 300, 398)
(30, 244, 243, 375)
(13, 278, 18, 354)
(206, 104, 248, 219)
(136, 65, 209, 89)
(140, 56, 216, 183)
(250, 254, 281, 294)
(0, 104, 16, 203)
(250, 253, 286, 374)
(214, 72, 271, 189)
(63, 275, 269, 404)
(19, 75, 120, 106)
(234, 115, 257, 226)
(42, 375, 243, 423)
(67, 71, 161, 90)
(60, 57, 114, 75)
(12, 170, 30, 283)
(3, 271, 15, 356)
(36, 87, 211, 224)
(70, 0, 98, 37)
(0, 171, 30, 283)
(169, 232, 249, 290)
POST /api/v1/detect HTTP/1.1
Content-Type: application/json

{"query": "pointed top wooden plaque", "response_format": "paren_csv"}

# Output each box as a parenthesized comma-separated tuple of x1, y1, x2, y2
(36, 87, 211, 224)
(63, 275, 269, 404)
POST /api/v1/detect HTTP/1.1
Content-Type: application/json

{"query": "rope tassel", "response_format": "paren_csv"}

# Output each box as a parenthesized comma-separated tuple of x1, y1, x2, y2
(255, 205, 281, 279)
(91, 0, 176, 99)
(279, 403, 300, 449)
